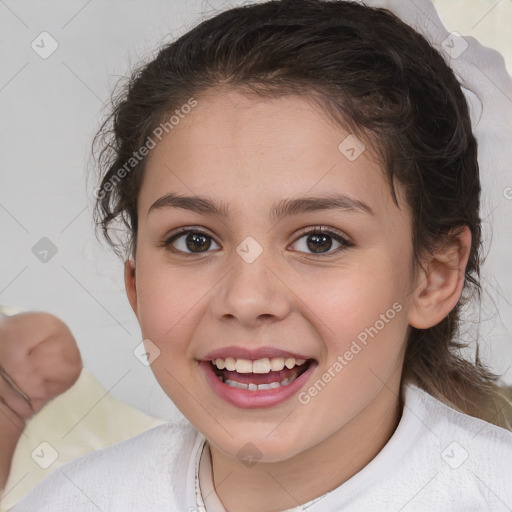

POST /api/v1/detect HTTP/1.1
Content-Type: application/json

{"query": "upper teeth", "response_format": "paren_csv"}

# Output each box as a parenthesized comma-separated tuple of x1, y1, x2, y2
(212, 357, 306, 373)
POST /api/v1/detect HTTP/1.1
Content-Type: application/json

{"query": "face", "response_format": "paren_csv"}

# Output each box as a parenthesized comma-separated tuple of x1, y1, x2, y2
(125, 89, 417, 462)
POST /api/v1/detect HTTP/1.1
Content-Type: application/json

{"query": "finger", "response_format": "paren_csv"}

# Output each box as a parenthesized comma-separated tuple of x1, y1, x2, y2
(2, 312, 68, 354)
(28, 341, 83, 398)
(0, 364, 31, 402)
(0, 399, 26, 432)
(0, 369, 33, 420)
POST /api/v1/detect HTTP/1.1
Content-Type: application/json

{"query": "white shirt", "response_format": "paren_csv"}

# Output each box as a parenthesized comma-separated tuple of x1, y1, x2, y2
(195, 437, 325, 511)
(8, 382, 512, 512)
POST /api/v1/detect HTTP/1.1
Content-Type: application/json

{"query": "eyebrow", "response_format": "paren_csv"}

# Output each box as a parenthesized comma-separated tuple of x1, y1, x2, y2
(148, 192, 375, 220)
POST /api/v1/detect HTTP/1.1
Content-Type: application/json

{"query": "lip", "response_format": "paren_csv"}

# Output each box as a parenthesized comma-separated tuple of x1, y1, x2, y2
(200, 359, 317, 409)
(202, 345, 313, 362)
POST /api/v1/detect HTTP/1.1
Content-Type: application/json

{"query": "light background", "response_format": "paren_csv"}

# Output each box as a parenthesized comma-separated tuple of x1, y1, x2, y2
(1, 0, 511, 420)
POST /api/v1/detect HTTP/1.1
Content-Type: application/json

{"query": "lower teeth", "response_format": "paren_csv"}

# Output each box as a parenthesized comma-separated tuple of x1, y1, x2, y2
(221, 375, 297, 391)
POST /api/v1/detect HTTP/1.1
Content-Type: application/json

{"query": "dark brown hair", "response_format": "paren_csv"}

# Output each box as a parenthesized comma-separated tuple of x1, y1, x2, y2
(92, 0, 511, 429)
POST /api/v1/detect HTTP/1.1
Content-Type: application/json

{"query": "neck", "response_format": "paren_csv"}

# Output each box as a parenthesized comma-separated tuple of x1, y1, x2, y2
(210, 378, 404, 512)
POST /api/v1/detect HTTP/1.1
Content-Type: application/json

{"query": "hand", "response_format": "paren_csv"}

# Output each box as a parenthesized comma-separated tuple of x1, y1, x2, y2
(0, 312, 83, 424)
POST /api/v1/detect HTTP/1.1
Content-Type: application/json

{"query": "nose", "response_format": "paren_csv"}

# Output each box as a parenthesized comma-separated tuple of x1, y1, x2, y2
(210, 249, 292, 328)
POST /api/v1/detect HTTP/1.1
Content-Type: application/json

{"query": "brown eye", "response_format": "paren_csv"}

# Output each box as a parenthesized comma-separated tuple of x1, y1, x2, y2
(163, 227, 220, 254)
(290, 227, 352, 256)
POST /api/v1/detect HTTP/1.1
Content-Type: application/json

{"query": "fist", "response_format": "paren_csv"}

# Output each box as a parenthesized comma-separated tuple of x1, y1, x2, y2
(0, 312, 82, 424)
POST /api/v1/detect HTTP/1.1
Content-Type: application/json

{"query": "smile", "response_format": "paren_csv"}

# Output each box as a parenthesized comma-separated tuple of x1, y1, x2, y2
(200, 354, 317, 409)
(211, 357, 310, 390)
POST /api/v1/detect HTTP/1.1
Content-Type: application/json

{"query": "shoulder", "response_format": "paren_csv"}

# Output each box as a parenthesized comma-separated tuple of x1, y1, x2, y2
(404, 383, 512, 509)
(55, 420, 199, 476)
(409, 382, 512, 447)
(8, 421, 200, 512)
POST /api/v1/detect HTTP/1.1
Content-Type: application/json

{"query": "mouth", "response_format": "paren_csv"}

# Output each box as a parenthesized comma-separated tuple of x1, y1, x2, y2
(199, 354, 317, 409)
(210, 356, 312, 390)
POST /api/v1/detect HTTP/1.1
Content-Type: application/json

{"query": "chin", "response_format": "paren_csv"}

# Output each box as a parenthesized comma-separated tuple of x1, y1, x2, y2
(207, 428, 309, 464)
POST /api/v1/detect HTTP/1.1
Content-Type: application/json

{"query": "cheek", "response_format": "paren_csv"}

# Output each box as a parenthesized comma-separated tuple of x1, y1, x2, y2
(310, 265, 409, 400)
(133, 259, 205, 350)
(304, 274, 407, 418)
(133, 262, 206, 405)
(313, 260, 406, 343)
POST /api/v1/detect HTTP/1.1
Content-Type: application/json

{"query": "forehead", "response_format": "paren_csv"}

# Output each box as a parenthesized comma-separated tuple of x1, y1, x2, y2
(140, 90, 407, 222)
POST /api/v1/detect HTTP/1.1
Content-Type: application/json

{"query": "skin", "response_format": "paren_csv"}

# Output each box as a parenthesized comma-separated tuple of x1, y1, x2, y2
(0, 312, 82, 493)
(125, 89, 471, 512)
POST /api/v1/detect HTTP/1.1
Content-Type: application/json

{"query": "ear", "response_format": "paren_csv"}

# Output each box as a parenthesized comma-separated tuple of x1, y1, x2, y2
(408, 225, 472, 329)
(124, 259, 138, 317)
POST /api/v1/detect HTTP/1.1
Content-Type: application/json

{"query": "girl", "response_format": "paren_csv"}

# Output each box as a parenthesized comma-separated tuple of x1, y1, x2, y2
(10, 0, 512, 510)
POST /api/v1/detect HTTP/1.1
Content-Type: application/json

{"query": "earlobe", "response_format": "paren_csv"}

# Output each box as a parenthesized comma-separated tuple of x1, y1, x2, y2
(408, 226, 471, 329)
(124, 260, 138, 316)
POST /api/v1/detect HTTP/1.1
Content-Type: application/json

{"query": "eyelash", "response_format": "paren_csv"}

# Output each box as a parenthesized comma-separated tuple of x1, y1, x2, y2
(160, 225, 353, 257)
